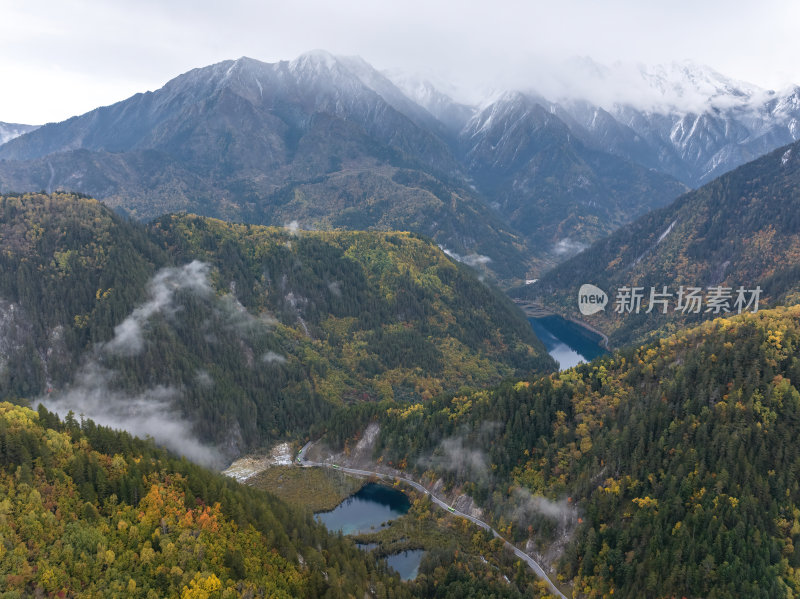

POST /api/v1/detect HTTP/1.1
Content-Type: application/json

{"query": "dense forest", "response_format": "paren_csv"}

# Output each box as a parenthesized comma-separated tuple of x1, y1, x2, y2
(1, 399, 570, 598)
(326, 305, 800, 598)
(6, 190, 800, 596)
(0, 401, 420, 598)
(0, 192, 553, 461)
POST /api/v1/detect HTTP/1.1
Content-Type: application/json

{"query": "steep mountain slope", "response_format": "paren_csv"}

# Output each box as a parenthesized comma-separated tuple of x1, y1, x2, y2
(0, 53, 458, 176)
(0, 402, 415, 598)
(515, 139, 800, 347)
(335, 304, 800, 598)
(0, 192, 165, 397)
(0, 53, 531, 280)
(459, 92, 688, 262)
(0, 121, 38, 145)
(0, 192, 554, 462)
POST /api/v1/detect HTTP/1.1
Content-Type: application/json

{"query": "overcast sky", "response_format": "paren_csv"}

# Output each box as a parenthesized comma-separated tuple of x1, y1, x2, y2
(2, 0, 799, 124)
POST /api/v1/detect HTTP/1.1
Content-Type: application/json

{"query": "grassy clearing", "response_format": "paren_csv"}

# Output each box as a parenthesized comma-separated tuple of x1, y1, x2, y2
(248, 465, 364, 512)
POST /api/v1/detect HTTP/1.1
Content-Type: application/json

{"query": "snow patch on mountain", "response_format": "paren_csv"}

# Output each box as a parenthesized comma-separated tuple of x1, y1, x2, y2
(291, 49, 338, 73)
(657, 220, 677, 244)
(384, 69, 476, 130)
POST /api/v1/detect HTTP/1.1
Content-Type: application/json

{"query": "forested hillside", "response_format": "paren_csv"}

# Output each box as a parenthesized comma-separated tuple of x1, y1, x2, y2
(329, 305, 800, 598)
(515, 139, 800, 347)
(0, 191, 165, 396)
(0, 401, 417, 598)
(0, 192, 553, 462)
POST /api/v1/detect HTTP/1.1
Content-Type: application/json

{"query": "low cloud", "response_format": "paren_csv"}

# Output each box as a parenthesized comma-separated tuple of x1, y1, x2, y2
(217, 292, 277, 334)
(262, 351, 287, 364)
(327, 280, 342, 297)
(194, 369, 213, 387)
(38, 363, 222, 468)
(421, 436, 490, 482)
(509, 487, 579, 531)
(526, 57, 774, 116)
(284, 220, 301, 235)
(39, 261, 228, 468)
(552, 238, 588, 257)
(438, 245, 492, 267)
(105, 261, 212, 356)
(419, 423, 501, 482)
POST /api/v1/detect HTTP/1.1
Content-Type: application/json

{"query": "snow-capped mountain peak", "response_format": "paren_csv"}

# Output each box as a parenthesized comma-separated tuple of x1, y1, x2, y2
(383, 69, 477, 132)
(539, 56, 772, 116)
(637, 60, 769, 112)
(289, 49, 339, 73)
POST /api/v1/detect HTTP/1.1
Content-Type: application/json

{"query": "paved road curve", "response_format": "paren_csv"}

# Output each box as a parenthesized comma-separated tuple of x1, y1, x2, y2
(297, 443, 568, 599)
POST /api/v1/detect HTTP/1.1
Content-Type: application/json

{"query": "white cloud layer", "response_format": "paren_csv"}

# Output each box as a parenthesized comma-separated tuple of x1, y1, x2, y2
(38, 261, 223, 468)
(105, 260, 212, 356)
(39, 363, 222, 468)
(439, 246, 492, 267)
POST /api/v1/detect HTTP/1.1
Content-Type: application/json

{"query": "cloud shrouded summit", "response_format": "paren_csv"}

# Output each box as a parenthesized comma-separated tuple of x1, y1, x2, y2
(2, 0, 799, 124)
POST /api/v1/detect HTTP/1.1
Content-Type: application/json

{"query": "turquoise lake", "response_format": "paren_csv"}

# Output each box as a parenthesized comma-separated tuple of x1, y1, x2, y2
(315, 483, 411, 536)
(316, 484, 425, 580)
(529, 315, 607, 370)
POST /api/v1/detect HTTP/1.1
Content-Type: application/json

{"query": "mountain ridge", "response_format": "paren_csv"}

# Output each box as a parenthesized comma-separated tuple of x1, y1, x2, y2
(0, 54, 540, 280)
(0, 121, 38, 146)
(515, 137, 800, 347)
(340, 303, 800, 598)
(0, 191, 554, 462)
(3, 52, 798, 279)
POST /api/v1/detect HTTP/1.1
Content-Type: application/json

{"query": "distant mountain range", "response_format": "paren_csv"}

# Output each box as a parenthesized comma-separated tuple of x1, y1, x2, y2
(1, 52, 798, 279)
(0, 53, 531, 280)
(391, 58, 800, 188)
(549, 61, 800, 187)
(456, 90, 687, 258)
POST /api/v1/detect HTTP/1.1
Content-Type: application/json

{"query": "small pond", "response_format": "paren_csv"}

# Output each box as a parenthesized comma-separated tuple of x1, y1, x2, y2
(386, 549, 425, 581)
(315, 483, 411, 536)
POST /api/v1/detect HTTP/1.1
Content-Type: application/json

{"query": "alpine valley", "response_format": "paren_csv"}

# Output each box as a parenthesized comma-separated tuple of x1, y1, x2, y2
(3, 49, 800, 599)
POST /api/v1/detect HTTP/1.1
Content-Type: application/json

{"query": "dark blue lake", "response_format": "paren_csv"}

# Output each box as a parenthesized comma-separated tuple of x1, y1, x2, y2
(530, 315, 607, 370)
(386, 549, 425, 581)
(315, 483, 411, 535)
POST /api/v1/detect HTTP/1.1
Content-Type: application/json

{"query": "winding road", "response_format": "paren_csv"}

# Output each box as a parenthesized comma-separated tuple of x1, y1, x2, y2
(297, 442, 568, 599)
